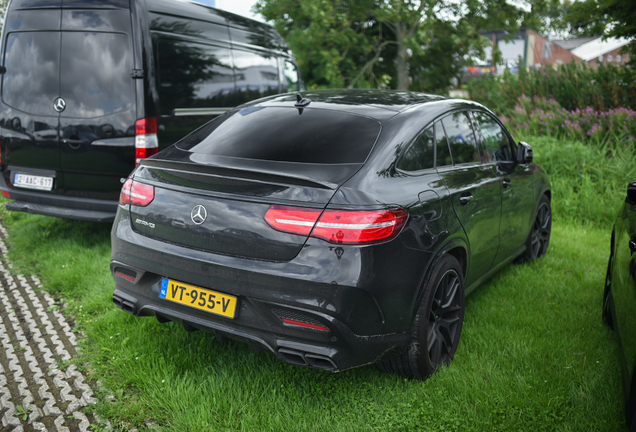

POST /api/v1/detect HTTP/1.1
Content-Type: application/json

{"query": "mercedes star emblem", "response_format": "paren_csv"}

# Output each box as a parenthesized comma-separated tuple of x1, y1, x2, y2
(53, 97, 66, 113)
(191, 205, 207, 225)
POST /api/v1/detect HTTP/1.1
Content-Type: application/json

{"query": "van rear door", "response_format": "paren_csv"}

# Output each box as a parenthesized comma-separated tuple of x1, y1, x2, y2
(58, 8, 136, 199)
(2, 25, 62, 175)
(1, 3, 136, 200)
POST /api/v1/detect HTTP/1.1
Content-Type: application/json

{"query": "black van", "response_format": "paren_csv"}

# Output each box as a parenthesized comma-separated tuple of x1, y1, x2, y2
(0, 0, 301, 222)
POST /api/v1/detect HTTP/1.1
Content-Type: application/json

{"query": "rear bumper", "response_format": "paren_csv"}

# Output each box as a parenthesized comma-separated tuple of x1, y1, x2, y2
(0, 175, 117, 222)
(111, 208, 419, 371)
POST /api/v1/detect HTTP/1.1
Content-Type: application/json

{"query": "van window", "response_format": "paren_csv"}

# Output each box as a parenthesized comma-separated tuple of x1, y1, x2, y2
(60, 32, 134, 118)
(62, 0, 129, 8)
(233, 49, 280, 105)
(177, 107, 381, 164)
(2, 32, 60, 116)
(283, 61, 299, 92)
(157, 38, 235, 114)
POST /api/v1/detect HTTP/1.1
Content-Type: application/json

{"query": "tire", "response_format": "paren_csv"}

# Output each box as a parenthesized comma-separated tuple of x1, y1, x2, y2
(520, 194, 551, 262)
(377, 254, 465, 380)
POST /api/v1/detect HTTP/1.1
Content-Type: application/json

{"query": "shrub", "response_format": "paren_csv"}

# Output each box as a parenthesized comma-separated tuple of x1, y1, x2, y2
(502, 96, 636, 148)
(468, 62, 636, 116)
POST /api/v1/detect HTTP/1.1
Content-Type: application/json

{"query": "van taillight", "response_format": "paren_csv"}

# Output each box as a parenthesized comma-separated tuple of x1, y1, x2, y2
(264, 205, 408, 245)
(135, 118, 158, 166)
(119, 178, 154, 207)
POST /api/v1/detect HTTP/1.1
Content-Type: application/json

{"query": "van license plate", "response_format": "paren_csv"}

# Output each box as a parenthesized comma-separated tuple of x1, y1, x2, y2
(159, 278, 237, 319)
(14, 174, 53, 191)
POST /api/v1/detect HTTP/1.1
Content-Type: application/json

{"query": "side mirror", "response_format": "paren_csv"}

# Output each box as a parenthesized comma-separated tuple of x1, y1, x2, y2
(626, 182, 636, 205)
(517, 141, 533, 164)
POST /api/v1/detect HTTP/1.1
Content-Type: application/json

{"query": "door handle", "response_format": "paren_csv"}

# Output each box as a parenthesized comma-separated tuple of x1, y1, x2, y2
(63, 138, 84, 150)
(502, 178, 511, 189)
(459, 193, 473, 206)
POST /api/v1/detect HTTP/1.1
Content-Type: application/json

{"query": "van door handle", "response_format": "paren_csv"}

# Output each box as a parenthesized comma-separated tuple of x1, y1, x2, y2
(459, 193, 473, 206)
(63, 138, 84, 149)
(503, 178, 511, 189)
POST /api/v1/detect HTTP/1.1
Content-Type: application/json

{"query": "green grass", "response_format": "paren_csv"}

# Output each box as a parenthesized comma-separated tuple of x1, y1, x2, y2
(0, 134, 630, 430)
(529, 135, 636, 228)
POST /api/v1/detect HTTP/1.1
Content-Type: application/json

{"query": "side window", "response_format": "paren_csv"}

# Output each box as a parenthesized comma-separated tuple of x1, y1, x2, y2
(398, 126, 435, 172)
(435, 121, 452, 167)
(156, 38, 235, 114)
(232, 49, 280, 105)
(472, 111, 514, 162)
(442, 111, 480, 164)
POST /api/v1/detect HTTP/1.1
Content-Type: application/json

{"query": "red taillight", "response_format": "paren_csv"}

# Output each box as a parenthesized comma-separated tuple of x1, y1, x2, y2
(264, 205, 408, 245)
(135, 118, 159, 166)
(280, 318, 330, 332)
(264, 206, 322, 236)
(119, 178, 154, 207)
(1, 190, 10, 198)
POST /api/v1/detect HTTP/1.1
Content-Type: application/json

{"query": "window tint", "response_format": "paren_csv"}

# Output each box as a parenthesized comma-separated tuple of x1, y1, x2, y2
(472, 111, 514, 162)
(2, 32, 60, 116)
(435, 121, 452, 167)
(442, 111, 480, 164)
(60, 32, 134, 118)
(177, 107, 381, 164)
(232, 49, 279, 105)
(398, 126, 434, 172)
(157, 38, 235, 114)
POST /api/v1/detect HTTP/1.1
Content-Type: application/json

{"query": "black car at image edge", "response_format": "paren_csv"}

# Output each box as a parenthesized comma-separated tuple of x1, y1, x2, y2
(111, 89, 552, 379)
(604, 181, 636, 430)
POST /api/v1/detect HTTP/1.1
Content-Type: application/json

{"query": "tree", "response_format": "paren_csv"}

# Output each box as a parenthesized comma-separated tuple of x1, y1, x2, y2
(255, 0, 562, 92)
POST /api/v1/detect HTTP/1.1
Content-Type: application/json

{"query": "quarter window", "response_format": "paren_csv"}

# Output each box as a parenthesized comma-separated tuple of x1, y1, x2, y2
(441, 111, 480, 164)
(472, 111, 514, 162)
(398, 126, 435, 172)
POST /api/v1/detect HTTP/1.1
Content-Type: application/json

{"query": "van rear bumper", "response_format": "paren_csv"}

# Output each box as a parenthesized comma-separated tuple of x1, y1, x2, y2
(5, 200, 116, 222)
(0, 176, 117, 222)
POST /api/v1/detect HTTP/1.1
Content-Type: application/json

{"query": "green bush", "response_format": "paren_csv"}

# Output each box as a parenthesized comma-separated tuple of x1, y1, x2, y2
(468, 62, 636, 116)
(501, 96, 636, 148)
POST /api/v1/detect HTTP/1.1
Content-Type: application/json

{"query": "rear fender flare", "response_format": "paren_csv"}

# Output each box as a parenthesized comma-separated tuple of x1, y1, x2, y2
(409, 237, 468, 327)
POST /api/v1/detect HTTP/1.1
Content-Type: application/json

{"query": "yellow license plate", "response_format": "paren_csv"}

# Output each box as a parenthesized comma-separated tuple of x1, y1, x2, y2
(159, 278, 237, 319)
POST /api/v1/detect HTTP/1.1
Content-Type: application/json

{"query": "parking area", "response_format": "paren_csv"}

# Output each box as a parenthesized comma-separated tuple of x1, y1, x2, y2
(0, 224, 106, 432)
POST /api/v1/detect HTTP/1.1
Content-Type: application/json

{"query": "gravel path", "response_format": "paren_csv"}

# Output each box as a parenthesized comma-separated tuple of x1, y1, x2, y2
(0, 224, 107, 431)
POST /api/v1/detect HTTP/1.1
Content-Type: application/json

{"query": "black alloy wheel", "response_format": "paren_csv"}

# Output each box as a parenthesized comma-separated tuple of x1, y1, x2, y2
(427, 265, 463, 368)
(521, 195, 551, 262)
(377, 254, 465, 380)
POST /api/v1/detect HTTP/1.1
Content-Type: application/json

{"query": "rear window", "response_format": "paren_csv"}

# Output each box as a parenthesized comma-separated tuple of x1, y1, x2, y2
(60, 32, 134, 118)
(177, 107, 381, 164)
(2, 31, 134, 118)
(2, 32, 60, 116)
